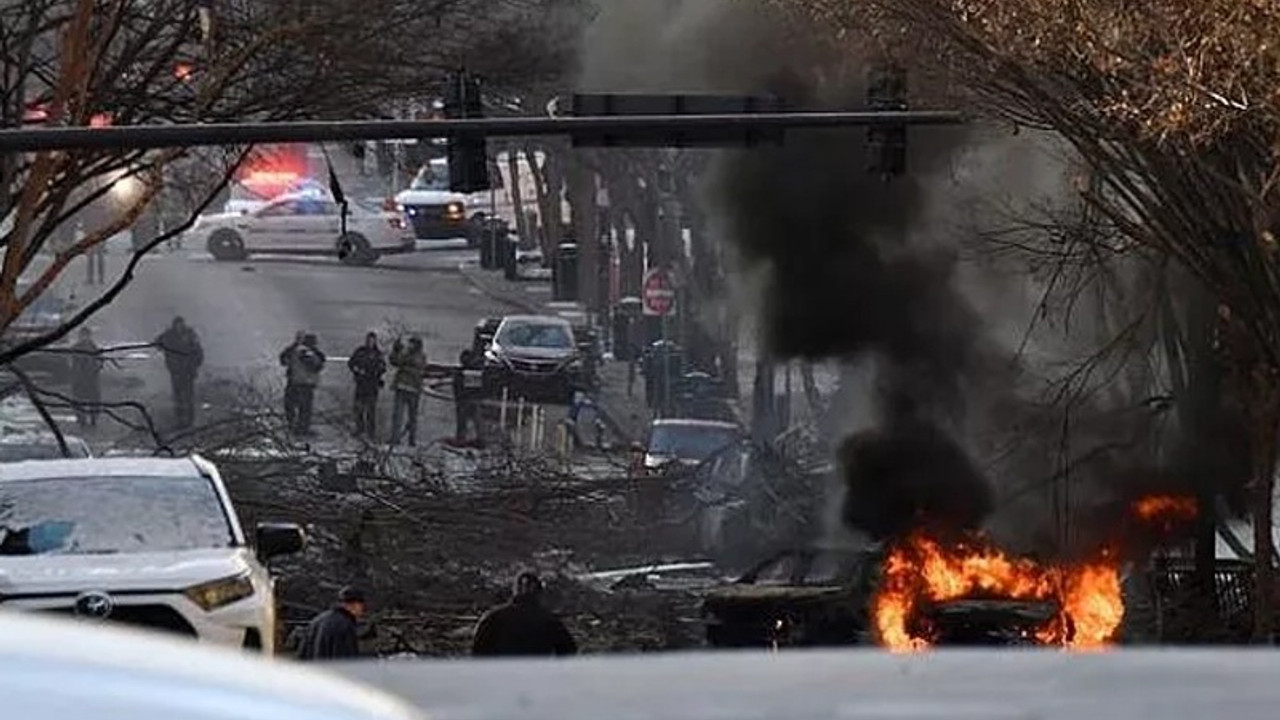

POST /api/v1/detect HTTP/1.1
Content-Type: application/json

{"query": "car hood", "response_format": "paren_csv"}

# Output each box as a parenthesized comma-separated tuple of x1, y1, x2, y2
(494, 345, 576, 362)
(0, 548, 252, 595)
(395, 189, 467, 205)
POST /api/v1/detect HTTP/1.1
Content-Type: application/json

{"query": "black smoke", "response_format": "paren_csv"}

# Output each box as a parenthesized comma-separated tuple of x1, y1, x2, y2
(716, 73, 996, 541)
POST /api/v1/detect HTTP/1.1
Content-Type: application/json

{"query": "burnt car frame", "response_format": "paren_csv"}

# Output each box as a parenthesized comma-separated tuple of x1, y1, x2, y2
(702, 546, 880, 648)
(702, 546, 1068, 649)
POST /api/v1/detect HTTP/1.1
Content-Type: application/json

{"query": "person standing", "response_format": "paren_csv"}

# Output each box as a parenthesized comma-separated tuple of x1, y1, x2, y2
(289, 333, 326, 436)
(452, 348, 483, 444)
(348, 332, 386, 440)
(154, 316, 203, 429)
(389, 336, 427, 447)
(471, 572, 577, 657)
(70, 327, 104, 428)
(279, 331, 305, 430)
(297, 586, 367, 661)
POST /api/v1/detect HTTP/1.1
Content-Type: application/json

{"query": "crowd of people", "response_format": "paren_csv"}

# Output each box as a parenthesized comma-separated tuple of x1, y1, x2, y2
(68, 318, 484, 443)
(277, 330, 433, 445)
(296, 572, 577, 661)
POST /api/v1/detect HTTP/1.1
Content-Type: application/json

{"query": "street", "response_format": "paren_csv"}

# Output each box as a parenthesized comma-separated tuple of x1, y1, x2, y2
(43, 245, 512, 443)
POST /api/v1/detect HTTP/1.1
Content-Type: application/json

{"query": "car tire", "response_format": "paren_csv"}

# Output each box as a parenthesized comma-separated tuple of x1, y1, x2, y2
(338, 232, 377, 266)
(207, 229, 247, 261)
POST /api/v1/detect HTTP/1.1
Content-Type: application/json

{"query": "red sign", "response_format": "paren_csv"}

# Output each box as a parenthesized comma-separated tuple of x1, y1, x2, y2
(642, 268, 676, 316)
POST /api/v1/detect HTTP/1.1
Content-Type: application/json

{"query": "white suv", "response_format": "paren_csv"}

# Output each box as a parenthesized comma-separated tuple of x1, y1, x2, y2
(0, 456, 304, 654)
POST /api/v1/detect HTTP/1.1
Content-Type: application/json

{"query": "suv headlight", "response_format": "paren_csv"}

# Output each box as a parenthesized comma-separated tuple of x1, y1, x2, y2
(185, 572, 255, 611)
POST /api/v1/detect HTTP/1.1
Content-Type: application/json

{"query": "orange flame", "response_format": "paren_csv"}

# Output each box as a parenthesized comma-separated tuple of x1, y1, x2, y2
(1132, 495, 1197, 523)
(872, 535, 1123, 652)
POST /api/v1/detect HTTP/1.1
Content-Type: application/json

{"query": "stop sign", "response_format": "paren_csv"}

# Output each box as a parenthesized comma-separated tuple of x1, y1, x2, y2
(642, 268, 676, 316)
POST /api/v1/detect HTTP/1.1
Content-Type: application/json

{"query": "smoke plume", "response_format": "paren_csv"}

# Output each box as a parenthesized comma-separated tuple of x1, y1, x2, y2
(574, 1, 1207, 552)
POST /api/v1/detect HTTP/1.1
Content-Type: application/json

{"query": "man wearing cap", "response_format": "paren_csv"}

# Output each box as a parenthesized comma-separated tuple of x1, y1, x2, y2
(297, 586, 367, 661)
(471, 572, 577, 657)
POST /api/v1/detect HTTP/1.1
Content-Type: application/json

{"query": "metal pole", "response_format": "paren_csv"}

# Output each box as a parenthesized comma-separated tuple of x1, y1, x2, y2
(515, 396, 526, 448)
(500, 386, 509, 430)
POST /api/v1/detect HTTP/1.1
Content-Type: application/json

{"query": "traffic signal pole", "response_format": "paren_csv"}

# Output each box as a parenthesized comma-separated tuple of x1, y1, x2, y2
(0, 111, 964, 153)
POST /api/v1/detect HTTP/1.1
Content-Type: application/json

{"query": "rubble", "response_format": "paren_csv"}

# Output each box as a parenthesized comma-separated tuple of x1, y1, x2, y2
(217, 447, 715, 656)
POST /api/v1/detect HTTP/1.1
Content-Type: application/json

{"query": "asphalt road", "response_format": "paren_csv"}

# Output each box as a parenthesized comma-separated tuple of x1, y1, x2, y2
(40, 244, 510, 443)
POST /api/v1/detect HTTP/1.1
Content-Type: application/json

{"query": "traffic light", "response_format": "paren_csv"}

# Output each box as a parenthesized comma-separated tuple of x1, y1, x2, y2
(443, 70, 490, 193)
(867, 66, 907, 177)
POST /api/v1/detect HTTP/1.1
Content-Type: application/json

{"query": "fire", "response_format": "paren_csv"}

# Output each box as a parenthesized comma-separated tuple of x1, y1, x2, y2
(872, 535, 1123, 652)
(1131, 495, 1196, 524)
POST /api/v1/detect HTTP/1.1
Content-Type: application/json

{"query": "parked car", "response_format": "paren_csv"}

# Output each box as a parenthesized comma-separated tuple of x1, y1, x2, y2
(0, 433, 92, 461)
(190, 192, 413, 265)
(0, 456, 305, 653)
(643, 418, 744, 471)
(482, 315, 582, 404)
(1, 612, 425, 720)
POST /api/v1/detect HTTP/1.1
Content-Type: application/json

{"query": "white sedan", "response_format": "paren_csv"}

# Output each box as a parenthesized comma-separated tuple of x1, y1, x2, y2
(189, 193, 414, 266)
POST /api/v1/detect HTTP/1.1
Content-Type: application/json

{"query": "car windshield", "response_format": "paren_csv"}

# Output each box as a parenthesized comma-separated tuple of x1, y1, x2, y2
(410, 164, 450, 191)
(497, 321, 573, 349)
(648, 424, 740, 461)
(0, 476, 234, 555)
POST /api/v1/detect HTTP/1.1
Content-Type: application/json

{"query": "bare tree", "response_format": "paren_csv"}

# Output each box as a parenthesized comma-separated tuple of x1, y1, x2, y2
(785, 0, 1280, 639)
(0, 0, 587, 365)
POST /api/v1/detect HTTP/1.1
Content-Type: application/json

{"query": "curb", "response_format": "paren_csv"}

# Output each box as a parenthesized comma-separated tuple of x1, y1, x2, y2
(456, 262, 544, 314)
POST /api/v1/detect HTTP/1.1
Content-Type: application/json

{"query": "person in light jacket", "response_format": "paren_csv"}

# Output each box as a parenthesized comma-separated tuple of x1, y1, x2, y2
(389, 336, 427, 447)
(288, 333, 325, 435)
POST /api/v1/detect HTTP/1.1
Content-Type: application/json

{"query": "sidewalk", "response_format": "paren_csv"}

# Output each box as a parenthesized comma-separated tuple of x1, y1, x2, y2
(457, 260, 652, 445)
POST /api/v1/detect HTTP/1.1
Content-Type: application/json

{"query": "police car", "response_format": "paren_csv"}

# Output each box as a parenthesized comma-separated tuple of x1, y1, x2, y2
(189, 186, 414, 266)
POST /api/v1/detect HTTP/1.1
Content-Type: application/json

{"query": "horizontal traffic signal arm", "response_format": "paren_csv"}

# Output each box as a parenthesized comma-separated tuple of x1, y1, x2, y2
(0, 112, 965, 152)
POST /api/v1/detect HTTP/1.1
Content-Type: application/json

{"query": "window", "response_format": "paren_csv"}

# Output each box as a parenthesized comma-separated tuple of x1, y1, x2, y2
(751, 553, 801, 585)
(647, 424, 740, 462)
(497, 321, 574, 349)
(0, 476, 235, 555)
(803, 552, 857, 586)
(258, 201, 299, 217)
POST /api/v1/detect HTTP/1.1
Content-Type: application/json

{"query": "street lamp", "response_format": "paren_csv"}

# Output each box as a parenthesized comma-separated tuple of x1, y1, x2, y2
(111, 175, 143, 203)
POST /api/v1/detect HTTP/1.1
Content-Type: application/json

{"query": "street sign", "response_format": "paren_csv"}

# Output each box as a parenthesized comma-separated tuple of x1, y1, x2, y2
(642, 268, 676, 317)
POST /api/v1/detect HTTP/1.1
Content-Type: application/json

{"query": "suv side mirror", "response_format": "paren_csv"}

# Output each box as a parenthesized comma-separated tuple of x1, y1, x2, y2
(255, 522, 305, 560)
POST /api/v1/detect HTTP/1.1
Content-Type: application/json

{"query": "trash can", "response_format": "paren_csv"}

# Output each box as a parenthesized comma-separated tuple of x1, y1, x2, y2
(502, 236, 519, 281)
(643, 340, 684, 413)
(554, 243, 579, 301)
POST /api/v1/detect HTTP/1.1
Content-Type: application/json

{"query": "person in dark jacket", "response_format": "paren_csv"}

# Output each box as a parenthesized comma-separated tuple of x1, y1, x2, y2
(452, 348, 483, 443)
(471, 572, 577, 657)
(289, 333, 326, 435)
(348, 332, 386, 440)
(297, 586, 367, 661)
(279, 331, 305, 430)
(70, 327, 104, 428)
(154, 316, 203, 429)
